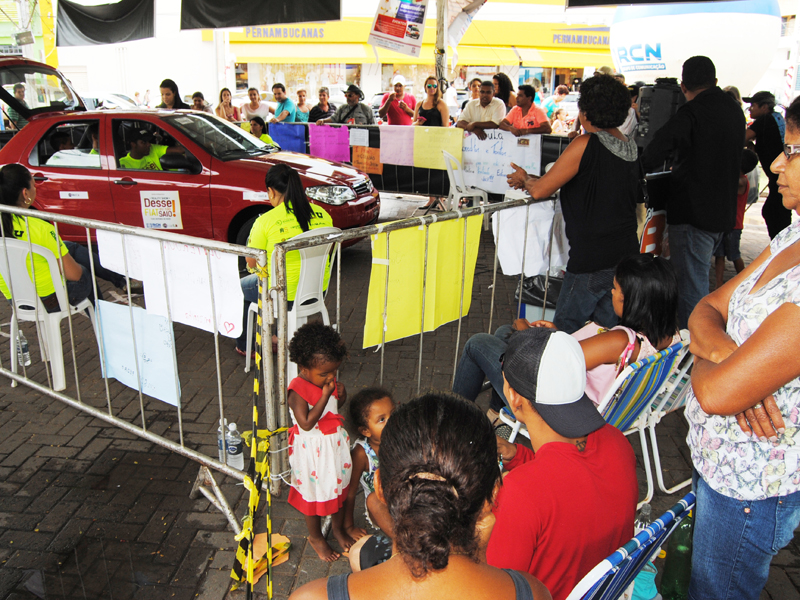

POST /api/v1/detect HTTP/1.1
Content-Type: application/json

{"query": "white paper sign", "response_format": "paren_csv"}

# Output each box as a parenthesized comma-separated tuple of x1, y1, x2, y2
(491, 201, 570, 277)
(349, 128, 369, 147)
(96, 230, 155, 281)
(140, 190, 183, 230)
(141, 242, 245, 338)
(461, 131, 542, 194)
(367, 0, 429, 58)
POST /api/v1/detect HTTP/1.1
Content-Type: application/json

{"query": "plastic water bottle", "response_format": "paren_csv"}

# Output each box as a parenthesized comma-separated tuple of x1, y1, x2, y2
(661, 510, 694, 600)
(217, 418, 228, 463)
(226, 423, 245, 471)
(16, 331, 30, 367)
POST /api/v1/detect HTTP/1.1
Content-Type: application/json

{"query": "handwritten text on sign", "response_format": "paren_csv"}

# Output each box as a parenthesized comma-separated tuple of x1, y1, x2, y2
(460, 131, 542, 194)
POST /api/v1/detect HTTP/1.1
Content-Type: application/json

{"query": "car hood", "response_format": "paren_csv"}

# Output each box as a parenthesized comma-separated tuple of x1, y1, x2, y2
(244, 151, 369, 187)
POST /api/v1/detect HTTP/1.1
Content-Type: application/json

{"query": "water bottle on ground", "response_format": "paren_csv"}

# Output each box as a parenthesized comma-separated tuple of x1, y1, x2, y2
(16, 331, 30, 367)
(661, 510, 694, 600)
(226, 422, 245, 471)
(217, 418, 228, 463)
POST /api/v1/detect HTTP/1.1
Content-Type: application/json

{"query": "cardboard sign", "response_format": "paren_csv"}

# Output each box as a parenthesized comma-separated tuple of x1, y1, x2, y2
(140, 191, 183, 230)
(352, 146, 384, 175)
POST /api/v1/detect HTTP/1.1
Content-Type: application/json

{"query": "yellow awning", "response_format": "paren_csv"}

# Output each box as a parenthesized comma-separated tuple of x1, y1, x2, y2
(515, 47, 613, 68)
(376, 44, 519, 66)
(232, 43, 376, 64)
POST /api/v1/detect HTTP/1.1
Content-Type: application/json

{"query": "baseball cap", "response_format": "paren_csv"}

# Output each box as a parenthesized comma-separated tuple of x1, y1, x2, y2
(392, 74, 406, 86)
(743, 91, 775, 105)
(130, 128, 154, 143)
(502, 327, 606, 438)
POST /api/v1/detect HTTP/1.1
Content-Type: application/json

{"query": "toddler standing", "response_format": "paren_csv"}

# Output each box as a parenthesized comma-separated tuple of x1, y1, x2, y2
(287, 322, 353, 562)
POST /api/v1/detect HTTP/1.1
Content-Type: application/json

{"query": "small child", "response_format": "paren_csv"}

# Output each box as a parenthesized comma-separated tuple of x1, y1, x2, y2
(714, 149, 759, 289)
(343, 388, 396, 541)
(287, 322, 353, 562)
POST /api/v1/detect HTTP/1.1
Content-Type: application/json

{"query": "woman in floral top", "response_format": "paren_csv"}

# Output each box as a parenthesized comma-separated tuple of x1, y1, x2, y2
(686, 95, 800, 600)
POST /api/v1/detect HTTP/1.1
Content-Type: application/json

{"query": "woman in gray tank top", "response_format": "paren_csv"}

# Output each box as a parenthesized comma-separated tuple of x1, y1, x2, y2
(289, 392, 551, 600)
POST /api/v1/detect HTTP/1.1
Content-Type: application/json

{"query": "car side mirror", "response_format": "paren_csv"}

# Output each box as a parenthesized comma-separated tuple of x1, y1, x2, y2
(160, 153, 201, 175)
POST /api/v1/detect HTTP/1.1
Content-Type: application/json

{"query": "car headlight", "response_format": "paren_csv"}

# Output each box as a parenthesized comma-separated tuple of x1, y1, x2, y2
(305, 185, 357, 206)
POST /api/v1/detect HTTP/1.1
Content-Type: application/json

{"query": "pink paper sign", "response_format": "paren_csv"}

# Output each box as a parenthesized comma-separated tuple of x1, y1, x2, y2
(308, 125, 351, 163)
(379, 126, 415, 166)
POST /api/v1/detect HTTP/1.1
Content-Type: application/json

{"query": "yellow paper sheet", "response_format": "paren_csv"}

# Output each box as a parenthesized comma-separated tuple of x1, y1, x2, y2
(412, 127, 464, 170)
(363, 215, 482, 348)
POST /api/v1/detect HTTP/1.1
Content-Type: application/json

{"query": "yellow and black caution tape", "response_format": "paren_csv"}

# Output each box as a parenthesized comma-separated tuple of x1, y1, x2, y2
(230, 266, 288, 599)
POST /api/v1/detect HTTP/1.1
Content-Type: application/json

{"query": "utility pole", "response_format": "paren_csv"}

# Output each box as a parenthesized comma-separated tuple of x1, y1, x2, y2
(16, 0, 33, 59)
(435, 0, 448, 92)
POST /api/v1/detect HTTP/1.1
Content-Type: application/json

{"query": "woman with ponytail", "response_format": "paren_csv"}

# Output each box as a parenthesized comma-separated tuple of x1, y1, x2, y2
(235, 164, 334, 356)
(0, 163, 96, 310)
(290, 392, 551, 600)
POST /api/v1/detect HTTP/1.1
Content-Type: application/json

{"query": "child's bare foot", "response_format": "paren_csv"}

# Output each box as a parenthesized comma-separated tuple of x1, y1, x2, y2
(333, 527, 358, 551)
(345, 525, 368, 543)
(309, 536, 340, 562)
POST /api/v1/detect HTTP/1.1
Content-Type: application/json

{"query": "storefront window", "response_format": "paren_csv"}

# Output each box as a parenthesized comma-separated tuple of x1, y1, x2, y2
(235, 63, 248, 91)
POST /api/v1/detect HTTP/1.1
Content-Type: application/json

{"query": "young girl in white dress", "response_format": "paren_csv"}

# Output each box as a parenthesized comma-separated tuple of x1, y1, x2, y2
(287, 323, 354, 562)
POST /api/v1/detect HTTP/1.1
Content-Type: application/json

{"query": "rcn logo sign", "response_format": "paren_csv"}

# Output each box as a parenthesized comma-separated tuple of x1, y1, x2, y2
(614, 43, 666, 72)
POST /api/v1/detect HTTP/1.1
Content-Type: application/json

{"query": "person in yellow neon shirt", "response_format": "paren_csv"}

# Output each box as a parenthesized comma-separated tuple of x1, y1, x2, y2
(119, 129, 185, 170)
(249, 117, 277, 146)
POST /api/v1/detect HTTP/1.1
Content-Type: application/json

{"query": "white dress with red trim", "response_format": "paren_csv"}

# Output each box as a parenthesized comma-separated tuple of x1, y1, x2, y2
(287, 377, 352, 516)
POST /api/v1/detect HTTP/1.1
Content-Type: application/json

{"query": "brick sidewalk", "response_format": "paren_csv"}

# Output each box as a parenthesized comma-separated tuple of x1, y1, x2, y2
(0, 195, 797, 600)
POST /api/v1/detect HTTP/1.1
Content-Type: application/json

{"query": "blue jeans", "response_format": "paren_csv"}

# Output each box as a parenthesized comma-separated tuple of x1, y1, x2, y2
(552, 268, 618, 334)
(64, 241, 125, 289)
(452, 324, 513, 406)
(689, 473, 800, 600)
(668, 224, 722, 329)
(235, 274, 293, 351)
(39, 264, 95, 313)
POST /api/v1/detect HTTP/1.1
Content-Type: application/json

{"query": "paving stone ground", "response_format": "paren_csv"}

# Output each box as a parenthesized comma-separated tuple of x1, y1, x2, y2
(0, 193, 798, 599)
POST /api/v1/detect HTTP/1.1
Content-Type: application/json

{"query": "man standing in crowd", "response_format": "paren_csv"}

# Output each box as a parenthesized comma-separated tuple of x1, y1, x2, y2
(308, 87, 336, 123)
(270, 83, 297, 123)
(488, 327, 637, 600)
(316, 85, 375, 125)
(500, 85, 551, 136)
(456, 80, 505, 140)
(641, 56, 744, 328)
(8, 83, 29, 130)
(378, 75, 416, 125)
(745, 90, 788, 238)
(541, 84, 569, 120)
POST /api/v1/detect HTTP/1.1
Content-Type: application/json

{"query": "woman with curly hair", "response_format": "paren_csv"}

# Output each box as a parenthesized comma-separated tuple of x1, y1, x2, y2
(507, 74, 640, 334)
(493, 72, 517, 113)
(290, 392, 551, 600)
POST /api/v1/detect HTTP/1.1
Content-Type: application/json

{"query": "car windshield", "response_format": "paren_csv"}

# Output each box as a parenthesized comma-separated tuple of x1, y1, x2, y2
(0, 65, 83, 117)
(162, 112, 280, 160)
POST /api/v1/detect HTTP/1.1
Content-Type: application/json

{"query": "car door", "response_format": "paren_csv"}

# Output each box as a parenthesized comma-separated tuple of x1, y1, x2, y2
(107, 117, 212, 238)
(26, 116, 115, 241)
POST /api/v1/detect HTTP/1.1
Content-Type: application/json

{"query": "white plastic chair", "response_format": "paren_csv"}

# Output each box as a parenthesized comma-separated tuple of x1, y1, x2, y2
(442, 150, 489, 224)
(0, 239, 97, 392)
(245, 226, 341, 378)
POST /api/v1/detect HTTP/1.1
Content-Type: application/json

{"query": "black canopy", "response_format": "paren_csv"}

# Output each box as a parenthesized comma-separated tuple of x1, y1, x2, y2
(56, 0, 154, 47)
(181, 0, 341, 30)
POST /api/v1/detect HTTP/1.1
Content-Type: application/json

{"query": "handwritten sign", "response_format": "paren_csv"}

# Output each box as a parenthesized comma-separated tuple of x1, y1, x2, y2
(461, 130, 542, 194)
(352, 146, 384, 175)
(413, 127, 463, 170)
(268, 122, 306, 153)
(141, 242, 245, 338)
(349, 128, 369, 147)
(308, 124, 351, 163)
(379, 126, 415, 166)
(98, 300, 180, 406)
(97, 230, 155, 281)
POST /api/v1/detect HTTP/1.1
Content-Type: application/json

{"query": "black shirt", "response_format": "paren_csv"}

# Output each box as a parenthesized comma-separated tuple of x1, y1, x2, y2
(749, 111, 784, 175)
(560, 133, 639, 274)
(641, 86, 745, 233)
(308, 103, 336, 122)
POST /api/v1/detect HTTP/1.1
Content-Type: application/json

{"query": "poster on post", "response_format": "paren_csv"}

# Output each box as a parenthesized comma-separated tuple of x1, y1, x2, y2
(97, 300, 180, 406)
(461, 130, 542, 194)
(367, 0, 429, 58)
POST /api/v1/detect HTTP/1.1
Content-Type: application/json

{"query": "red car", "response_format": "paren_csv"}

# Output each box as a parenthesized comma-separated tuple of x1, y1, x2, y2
(0, 58, 380, 245)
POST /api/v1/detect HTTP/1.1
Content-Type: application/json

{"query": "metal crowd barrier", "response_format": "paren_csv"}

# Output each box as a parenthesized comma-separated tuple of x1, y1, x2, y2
(0, 192, 558, 532)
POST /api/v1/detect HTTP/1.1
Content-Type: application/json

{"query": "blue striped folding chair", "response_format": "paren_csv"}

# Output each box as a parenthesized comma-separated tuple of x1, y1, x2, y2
(565, 491, 695, 600)
(596, 334, 690, 505)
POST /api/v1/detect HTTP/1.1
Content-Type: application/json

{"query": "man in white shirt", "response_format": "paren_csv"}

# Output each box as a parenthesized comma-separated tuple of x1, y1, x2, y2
(456, 81, 506, 140)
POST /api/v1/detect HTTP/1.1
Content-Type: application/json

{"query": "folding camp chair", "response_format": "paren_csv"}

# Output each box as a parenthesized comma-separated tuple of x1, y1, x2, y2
(597, 334, 690, 505)
(565, 491, 696, 600)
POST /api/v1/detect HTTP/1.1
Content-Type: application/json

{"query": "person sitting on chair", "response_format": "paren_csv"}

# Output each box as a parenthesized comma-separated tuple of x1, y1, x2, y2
(488, 326, 638, 600)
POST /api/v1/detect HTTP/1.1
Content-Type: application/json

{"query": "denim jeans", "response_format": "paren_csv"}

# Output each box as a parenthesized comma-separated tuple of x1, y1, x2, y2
(689, 473, 800, 600)
(235, 274, 293, 351)
(452, 324, 513, 406)
(64, 241, 125, 289)
(552, 268, 618, 334)
(668, 224, 722, 330)
(39, 264, 95, 313)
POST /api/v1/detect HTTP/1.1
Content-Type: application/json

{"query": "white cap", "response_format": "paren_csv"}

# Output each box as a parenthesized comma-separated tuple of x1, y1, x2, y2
(392, 74, 406, 86)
